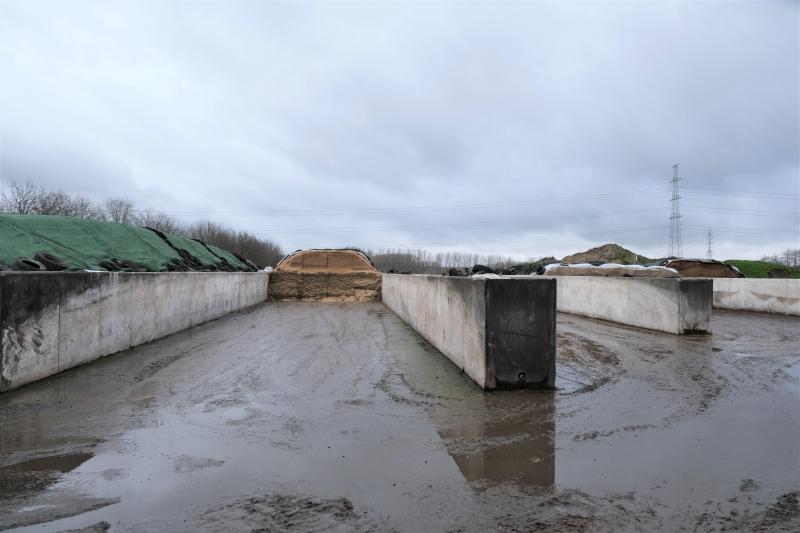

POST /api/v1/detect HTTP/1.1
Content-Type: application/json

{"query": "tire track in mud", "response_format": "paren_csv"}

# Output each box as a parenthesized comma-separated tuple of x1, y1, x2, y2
(556, 329, 622, 395)
(556, 314, 737, 439)
(196, 493, 392, 533)
(2, 305, 797, 532)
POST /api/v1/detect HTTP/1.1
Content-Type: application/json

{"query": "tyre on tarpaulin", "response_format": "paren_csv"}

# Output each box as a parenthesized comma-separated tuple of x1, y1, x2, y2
(472, 264, 496, 275)
(12, 257, 47, 271)
(34, 251, 69, 271)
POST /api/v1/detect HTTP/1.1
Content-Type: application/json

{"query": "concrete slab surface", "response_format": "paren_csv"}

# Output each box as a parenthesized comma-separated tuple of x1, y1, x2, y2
(0, 304, 798, 532)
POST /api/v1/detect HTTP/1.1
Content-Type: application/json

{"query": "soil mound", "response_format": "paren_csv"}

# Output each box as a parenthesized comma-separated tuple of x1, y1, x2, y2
(562, 243, 649, 265)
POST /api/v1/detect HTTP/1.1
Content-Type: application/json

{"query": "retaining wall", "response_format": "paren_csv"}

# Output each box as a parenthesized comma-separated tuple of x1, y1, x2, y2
(547, 276, 712, 334)
(0, 272, 270, 391)
(711, 278, 800, 316)
(382, 274, 556, 390)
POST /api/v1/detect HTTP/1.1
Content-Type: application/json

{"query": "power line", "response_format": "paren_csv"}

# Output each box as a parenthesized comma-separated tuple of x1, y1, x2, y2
(336, 225, 669, 250)
(264, 226, 799, 248)
(684, 224, 799, 236)
(202, 202, 796, 236)
(243, 207, 669, 235)
(683, 206, 799, 218)
(135, 189, 670, 217)
(237, 205, 798, 235)
(289, 223, 798, 251)
(125, 186, 798, 219)
(683, 187, 800, 199)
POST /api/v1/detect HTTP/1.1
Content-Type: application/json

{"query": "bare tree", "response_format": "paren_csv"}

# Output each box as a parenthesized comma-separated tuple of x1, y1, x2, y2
(133, 209, 185, 235)
(38, 190, 103, 218)
(0, 181, 42, 214)
(105, 198, 135, 224)
(364, 247, 516, 273)
(783, 248, 800, 269)
(0, 180, 105, 218)
(185, 221, 284, 267)
(0, 179, 285, 266)
(763, 249, 800, 269)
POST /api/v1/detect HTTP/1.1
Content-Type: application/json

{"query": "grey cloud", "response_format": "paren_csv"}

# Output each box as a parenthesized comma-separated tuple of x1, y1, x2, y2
(0, 0, 797, 260)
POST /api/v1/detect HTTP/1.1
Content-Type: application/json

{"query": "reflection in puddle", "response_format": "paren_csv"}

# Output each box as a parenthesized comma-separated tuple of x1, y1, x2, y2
(395, 324, 558, 489)
(437, 393, 555, 487)
(0, 452, 94, 502)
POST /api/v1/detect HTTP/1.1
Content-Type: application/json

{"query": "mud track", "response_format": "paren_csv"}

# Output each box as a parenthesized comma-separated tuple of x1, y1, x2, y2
(0, 304, 798, 532)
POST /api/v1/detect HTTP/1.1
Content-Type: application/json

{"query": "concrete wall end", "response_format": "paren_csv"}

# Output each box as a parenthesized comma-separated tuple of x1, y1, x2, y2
(382, 274, 556, 390)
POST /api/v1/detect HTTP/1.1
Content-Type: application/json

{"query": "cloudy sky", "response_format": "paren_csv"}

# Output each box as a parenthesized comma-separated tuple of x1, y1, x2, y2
(0, 0, 797, 260)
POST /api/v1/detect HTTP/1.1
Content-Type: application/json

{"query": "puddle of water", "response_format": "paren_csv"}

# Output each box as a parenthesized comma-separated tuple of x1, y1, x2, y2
(784, 362, 800, 382)
(439, 406, 555, 487)
(1, 304, 798, 532)
(0, 453, 94, 502)
(556, 391, 800, 506)
(390, 308, 800, 520)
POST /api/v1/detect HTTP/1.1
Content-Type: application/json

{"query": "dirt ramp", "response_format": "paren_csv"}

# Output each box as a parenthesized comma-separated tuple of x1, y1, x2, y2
(269, 249, 381, 302)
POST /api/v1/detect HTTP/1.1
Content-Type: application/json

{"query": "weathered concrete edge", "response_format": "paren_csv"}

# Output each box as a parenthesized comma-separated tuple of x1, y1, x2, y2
(484, 278, 556, 389)
(678, 279, 713, 333)
(381, 274, 556, 390)
(0, 272, 270, 392)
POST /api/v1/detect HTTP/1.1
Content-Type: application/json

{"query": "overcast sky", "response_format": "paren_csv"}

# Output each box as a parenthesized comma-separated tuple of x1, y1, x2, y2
(0, 0, 797, 260)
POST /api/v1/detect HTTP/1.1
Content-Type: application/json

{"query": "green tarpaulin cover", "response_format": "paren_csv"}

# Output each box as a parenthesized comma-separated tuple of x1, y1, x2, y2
(0, 213, 256, 272)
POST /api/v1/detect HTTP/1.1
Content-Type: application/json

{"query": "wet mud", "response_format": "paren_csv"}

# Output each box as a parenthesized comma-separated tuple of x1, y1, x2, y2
(0, 304, 798, 531)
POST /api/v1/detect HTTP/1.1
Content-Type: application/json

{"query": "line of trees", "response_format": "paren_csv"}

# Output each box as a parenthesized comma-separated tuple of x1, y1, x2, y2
(0, 180, 285, 267)
(364, 247, 517, 273)
(1, 180, 525, 272)
(762, 249, 800, 269)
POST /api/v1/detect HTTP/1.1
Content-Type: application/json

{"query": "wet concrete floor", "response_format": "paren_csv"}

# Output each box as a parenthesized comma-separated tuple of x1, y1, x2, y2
(0, 303, 798, 532)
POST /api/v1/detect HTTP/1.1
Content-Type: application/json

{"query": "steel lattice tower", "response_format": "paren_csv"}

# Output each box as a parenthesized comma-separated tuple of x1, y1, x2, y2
(668, 164, 683, 258)
(706, 228, 713, 260)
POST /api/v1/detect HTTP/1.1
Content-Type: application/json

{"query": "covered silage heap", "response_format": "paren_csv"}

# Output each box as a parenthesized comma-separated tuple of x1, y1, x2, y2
(0, 214, 257, 272)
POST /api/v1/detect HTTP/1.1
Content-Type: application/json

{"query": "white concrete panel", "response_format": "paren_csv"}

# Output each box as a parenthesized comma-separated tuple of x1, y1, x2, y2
(382, 275, 485, 386)
(712, 278, 799, 316)
(591, 278, 629, 325)
(544, 276, 711, 334)
(129, 274, 159, 346)
(0, 272, 270, 392)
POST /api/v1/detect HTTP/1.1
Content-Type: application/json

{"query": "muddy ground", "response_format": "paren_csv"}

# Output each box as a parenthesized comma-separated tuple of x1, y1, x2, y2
(0, 303, 798, 532)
